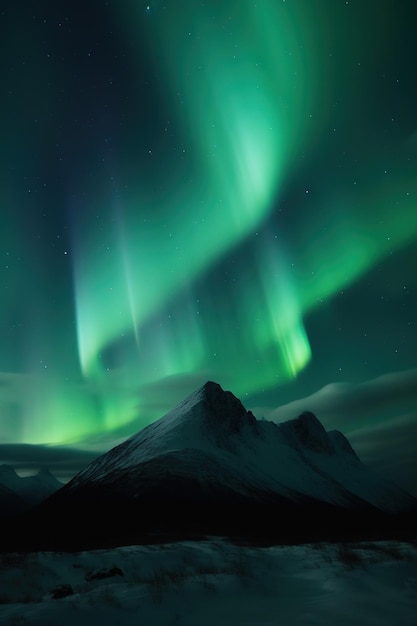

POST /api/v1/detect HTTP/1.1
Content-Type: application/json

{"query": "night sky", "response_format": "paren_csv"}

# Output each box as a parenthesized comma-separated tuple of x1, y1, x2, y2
(1, 1, 416, 492)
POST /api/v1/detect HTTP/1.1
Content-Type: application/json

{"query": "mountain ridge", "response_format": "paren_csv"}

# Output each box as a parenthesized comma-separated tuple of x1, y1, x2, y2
(66, 381, 414, 513)
(0, 464, 63, 515)
(4, 381, 416, 550)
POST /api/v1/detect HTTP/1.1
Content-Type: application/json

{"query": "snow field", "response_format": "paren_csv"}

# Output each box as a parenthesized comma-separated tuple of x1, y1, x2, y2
(0, 539, 416, 625)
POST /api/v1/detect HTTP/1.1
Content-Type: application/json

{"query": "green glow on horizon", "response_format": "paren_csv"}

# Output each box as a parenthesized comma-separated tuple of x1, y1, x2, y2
(18, 376, 98, 446)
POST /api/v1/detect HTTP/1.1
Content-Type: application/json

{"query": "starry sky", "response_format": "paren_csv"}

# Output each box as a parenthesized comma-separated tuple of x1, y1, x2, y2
(1, 1, 416, 492)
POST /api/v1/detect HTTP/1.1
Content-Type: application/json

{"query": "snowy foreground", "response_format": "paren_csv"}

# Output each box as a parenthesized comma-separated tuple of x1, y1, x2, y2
(0, 539, 416, 625)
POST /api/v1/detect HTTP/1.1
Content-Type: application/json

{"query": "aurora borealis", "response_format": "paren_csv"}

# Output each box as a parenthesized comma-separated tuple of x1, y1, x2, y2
(1, 1, 416, 490)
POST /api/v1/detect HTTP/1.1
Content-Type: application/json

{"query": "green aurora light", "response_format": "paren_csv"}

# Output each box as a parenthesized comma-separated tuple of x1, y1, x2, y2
(0, 0, 416, 446)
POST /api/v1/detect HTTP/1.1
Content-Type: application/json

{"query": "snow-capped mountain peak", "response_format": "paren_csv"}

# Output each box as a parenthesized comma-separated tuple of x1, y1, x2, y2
(328, 430, 360, 460)
(280, 411, 335, 455)
(70, 381, 260, 487)
(198, 381, 258, 436)
(139, 380, 258, 439)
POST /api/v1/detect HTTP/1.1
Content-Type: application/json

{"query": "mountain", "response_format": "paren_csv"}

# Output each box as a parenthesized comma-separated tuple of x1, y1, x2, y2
(0, 482, 26, 519)
(7, 382, 417, 550)
(66, 382, 413, 512)
(0, 465, 63, 512)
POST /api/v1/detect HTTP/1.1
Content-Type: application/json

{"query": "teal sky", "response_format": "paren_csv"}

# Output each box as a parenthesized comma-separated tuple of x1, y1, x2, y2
(0, 1, 416, 490)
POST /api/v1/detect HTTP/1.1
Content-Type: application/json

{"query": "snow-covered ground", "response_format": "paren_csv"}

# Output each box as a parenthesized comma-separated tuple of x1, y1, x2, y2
(0, 539, 416, 625)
